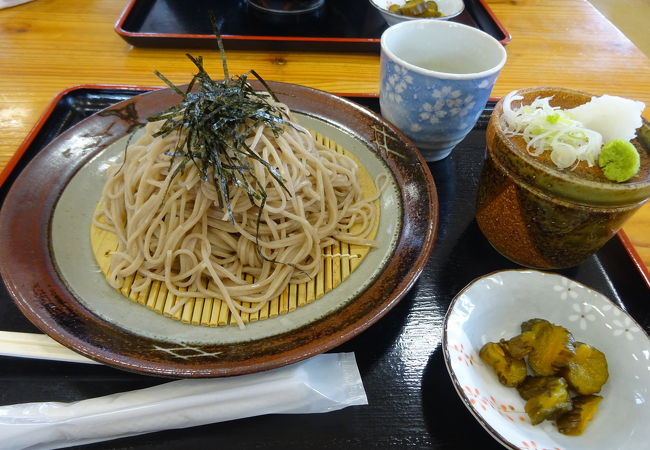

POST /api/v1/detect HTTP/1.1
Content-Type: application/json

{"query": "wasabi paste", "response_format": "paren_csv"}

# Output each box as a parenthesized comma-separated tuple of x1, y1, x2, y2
(598, 139, 640, 182)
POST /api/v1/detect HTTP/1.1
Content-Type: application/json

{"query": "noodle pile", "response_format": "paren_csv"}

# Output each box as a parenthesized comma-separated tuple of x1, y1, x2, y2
(93, 99, 380, 328)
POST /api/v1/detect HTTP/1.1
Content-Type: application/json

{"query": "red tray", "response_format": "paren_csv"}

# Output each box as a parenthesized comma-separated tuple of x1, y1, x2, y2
(115, 0, 511, 51)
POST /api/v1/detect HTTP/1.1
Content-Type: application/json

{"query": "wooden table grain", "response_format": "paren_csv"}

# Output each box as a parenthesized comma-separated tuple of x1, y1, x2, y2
(0, 0, 648, 272)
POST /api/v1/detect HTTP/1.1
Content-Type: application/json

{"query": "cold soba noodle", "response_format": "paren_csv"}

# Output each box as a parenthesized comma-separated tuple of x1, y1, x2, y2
(93, 95, 381, 329)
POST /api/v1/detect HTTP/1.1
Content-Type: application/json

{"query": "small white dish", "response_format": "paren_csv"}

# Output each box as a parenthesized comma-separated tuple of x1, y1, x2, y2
(369, 0, 465, 26)
(443, 270, 650, 450)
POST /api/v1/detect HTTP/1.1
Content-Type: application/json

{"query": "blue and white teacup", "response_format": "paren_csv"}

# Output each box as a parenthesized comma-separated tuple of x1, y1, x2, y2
(380, 20, 507, 161)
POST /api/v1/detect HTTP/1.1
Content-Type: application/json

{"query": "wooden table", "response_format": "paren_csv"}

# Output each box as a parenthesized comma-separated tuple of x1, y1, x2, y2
(1, 0, 649, 272)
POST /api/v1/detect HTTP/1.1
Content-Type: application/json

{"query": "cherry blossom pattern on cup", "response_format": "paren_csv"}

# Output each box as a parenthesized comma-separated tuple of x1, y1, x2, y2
(379, 19, 506, 161)
(381, 66, 496, 145)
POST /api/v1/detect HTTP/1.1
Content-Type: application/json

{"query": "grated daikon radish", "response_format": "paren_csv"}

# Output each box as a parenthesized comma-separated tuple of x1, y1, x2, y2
(569, 95, 645, 143)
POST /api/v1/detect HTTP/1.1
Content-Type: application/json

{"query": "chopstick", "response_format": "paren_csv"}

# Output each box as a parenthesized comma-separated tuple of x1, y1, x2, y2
(0, 331, 100, 364)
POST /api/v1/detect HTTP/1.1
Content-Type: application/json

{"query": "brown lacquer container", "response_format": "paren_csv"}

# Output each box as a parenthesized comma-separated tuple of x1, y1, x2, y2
(476, 87, 650, 269)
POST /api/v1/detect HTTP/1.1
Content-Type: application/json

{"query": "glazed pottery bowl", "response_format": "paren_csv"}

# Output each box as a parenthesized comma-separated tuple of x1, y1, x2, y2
(379, 19, 506, 161)
(443, 270, 650, 450)
(475, 87, 650, 269)
(369, 0, 464, 26)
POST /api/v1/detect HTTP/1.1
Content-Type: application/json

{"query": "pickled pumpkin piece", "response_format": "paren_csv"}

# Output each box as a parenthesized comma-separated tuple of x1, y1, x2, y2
(389, 0, 442, 17)
(516, 376, 564, 401)
(479, 342, 527, 387)
(420, 2, 442, 18)
(425, 0, 439, 11)
(500, 330, 536, 359)
(562, 342, 609, 395)
(419, 9, 442, 18)
(524, 377, 571, 425)
(400, 0, 427, 16)
(526, 320, 575, 375)
(557, 395, 603, 436)
(520, 318, 549, 333)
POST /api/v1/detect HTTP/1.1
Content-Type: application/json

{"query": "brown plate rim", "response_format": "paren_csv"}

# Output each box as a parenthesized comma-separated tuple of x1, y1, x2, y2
(0, 81, 438, 378)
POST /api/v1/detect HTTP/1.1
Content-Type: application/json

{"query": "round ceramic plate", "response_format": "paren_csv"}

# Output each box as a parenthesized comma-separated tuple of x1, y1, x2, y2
(0, 82, 438, 377)
(443, 270, 650, 450)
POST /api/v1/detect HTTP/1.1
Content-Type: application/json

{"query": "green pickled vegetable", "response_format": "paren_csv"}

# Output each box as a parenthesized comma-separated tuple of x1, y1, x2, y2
(401, 0, 427, 15)
(517, 376, 563, 400)
(388, 0, 442, 17)
(479, 342, 527, 387)
(562, 342, 609, 395)
(500, 330, 536, 359)
(557, 395, 603, 436)
(483, 317, 609, 436)
(523, 377, 572, 425)
(520, 318, 548, 333)
(425, 1, 438, 11)
(523, 319, 575, 376)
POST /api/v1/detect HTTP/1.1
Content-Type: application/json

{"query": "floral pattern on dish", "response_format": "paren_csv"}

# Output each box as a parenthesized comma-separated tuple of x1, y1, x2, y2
(568, 303, 596, 331)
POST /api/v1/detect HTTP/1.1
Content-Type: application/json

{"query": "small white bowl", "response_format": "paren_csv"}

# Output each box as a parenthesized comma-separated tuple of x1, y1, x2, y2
(443, 270, 650, 450)
(370, 0, 465, 26)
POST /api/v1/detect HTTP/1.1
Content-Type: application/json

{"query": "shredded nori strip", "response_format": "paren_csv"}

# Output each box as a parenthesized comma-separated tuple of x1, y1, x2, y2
(148, 14, 290, 224)
(147, 15, 302, 271)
